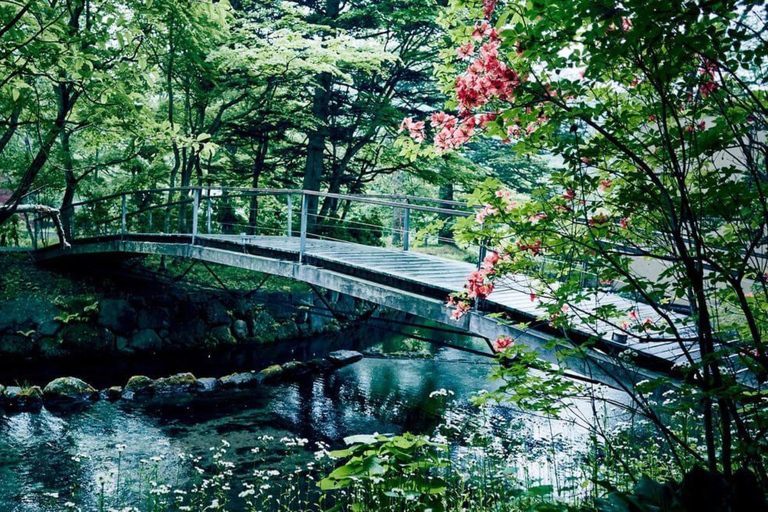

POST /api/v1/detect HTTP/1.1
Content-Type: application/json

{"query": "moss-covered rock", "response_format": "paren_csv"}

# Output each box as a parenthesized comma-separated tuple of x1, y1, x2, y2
(256, 365, 284, 384)
(218, 372, 258, 389)
(42, 377, 97, 403)
(5, 385, 43, 411)
(155, 372, 197, 394)
(124, 375, 154, 397)
(281, 361, 309, 378)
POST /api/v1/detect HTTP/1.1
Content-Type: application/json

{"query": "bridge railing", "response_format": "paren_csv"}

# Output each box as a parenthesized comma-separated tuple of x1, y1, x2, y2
(63, 187, 486, 265)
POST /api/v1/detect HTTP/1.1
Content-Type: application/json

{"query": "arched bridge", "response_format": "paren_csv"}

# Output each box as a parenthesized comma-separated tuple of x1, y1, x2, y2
(27, 186, 707, 384)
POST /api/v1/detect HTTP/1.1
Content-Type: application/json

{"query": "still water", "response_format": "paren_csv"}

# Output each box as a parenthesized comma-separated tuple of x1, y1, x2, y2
(0, 327, 612, 511)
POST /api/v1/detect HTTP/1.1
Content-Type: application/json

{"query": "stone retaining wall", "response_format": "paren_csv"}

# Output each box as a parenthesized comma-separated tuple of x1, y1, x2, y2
(0, 287, 371, 360)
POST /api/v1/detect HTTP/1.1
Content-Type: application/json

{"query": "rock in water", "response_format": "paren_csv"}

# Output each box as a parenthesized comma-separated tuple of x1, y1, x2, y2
(256, 365, 284, 384)
(217, 372, 258, 389)
(196, 377, 218, 393)
(43, 377, 98, 403)
(123, 375, 154, 398)
(154, 373, 197, 394)
(327, 350, 364, 367)
(4, 385, 43, 411)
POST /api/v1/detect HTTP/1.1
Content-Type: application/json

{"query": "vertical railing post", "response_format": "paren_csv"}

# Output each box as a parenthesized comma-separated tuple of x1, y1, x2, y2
(286, 194, 293, 237)
(206, 187, 212, 234)
(299, 193, 308, 264)
(402, 201, 410, 251)
(121, 194, 127, 237)
(191, 188, 200, 244)
(476, 219, 487, 269)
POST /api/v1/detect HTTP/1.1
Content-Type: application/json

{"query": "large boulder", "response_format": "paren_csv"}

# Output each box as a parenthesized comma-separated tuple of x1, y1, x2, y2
(232, 319, 249, 341)
(203, 300, 230, 326)
(209, 325, 235, 346)
(218, 372, 258, 389)
(97, 299, 136, 336)
(327, 350, 364, 367)
(0, 299, 57, 335)
(154, 373, 197, 394)
(250, 310, 278, 343)
(59, 324, 114, 354)
(137, 307, 170, 331)
(43, 377, 97, 403)
(168, 318, 207, 349)
(0, 334, 35, 357)
(129, 329, 162, 352)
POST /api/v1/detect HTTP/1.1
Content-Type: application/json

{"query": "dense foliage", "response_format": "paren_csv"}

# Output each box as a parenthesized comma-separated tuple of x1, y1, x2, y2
(402, 0, 768, 488)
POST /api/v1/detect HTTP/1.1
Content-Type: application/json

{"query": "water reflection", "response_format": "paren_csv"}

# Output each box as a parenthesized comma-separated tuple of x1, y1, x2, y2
(0, 326, 624, 510)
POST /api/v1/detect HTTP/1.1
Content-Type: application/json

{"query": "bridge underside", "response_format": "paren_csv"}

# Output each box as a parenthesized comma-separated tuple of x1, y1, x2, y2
(35, 234, 682, 387)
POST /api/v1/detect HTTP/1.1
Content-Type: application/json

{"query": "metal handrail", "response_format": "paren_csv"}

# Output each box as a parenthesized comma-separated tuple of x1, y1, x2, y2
(65, 187, 474, 217)
(63, 185, 481, 265)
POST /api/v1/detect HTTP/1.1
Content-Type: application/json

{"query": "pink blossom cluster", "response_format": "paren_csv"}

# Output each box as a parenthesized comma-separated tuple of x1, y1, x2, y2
(475, 203, 498, 223)
(483, 0, 498, 20)
(466, 269, 495, 300)
(456, 39, 520, 114)
(517, 239, 542, 256)
(446, 296, 471, 320)
(398, 117, 425, 142)
(700, 59, 719, 98)
(494, 335, 514, 351)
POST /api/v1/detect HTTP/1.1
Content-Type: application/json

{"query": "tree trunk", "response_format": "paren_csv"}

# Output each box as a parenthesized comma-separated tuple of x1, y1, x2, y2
(302, 0, 340, 231)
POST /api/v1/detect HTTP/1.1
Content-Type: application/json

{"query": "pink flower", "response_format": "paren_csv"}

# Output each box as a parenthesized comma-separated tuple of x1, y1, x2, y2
(507, 124, 522, 138)
(517, 240, 542, 256)
(621, 321, 629, 329)
(399, 117, 425, 142)
(495, 189, 512, 199)
(562, 189, 575, 200)
(450, 301, 471, 320)
(528, 212, 547, 223)
(472, 21, 493, 40)
(629, 310, 638, 320)
(480, 252, 500, 272)
(530, 293, 537, 302)
(494, 335, 514, 351)
(483, 0, 498, 19)
(599, 179, 613, 191)
(621, 17, 632, 32)
(620, 217, 629, 229)
(475, 204, 498, 224)
(457, 43, 474, 60)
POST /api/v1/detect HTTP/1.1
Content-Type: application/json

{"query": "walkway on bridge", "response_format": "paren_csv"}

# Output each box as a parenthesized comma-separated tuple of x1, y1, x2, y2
(26, 186, 743, 385)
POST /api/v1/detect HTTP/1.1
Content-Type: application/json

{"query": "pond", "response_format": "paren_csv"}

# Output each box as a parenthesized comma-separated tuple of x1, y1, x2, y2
(0, 323, 622, 511)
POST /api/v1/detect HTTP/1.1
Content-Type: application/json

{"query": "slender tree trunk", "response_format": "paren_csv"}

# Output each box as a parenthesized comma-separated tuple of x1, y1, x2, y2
(302, 0, 340, 231)
(60, 128, 76, 239)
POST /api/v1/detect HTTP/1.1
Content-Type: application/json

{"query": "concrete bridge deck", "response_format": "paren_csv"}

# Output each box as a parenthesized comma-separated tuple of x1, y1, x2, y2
(35, 233, 700, 376)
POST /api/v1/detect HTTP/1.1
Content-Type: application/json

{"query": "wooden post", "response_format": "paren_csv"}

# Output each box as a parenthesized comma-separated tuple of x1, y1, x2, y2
(287, 194, 293, 237)
(191, 188, 200, 244)
(299, 193, 308, 264)
(121, 195, 127, 237)
(402, 203, 410, 251)
(206, 188, 212, 234)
